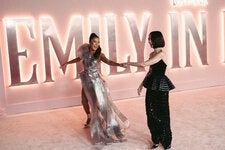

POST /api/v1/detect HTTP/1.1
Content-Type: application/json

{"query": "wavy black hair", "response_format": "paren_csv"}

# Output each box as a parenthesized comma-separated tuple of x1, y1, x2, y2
(89, 33, 99, 42)
(89, 33, 101, 59)
(93, 47, 101, 59)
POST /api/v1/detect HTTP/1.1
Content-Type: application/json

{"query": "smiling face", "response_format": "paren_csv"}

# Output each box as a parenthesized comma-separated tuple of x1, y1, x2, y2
(89, 37, 100, 52)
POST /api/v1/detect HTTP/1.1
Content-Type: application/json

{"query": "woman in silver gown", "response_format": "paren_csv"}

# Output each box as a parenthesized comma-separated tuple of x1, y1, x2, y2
(62, 33, 129, 144)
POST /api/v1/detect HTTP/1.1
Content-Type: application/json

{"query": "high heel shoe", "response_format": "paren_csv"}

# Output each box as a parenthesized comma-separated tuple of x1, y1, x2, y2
(164, 145, 171, 150)
(116, 132, 127, 142)
(84, 118, 91, 128)
(151, 143, 159, 149)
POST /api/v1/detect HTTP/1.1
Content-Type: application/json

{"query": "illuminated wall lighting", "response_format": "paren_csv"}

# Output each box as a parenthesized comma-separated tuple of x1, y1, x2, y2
(172, 0, 208, 7)
(1, 0, 225, 115)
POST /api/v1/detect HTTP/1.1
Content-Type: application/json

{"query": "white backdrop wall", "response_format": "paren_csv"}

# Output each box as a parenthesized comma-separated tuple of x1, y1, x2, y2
(0, 0, 225, 115)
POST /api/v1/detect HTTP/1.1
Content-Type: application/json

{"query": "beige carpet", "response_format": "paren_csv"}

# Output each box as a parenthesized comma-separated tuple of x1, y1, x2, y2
(0, 86, 225, 150)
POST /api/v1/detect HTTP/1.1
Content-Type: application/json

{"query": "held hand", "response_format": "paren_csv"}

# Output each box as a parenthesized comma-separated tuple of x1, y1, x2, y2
(121, 56, 131, 67)
(123, 62, 130, 67)
(120, 63, 128, 68)
(137, 84, 143, 96)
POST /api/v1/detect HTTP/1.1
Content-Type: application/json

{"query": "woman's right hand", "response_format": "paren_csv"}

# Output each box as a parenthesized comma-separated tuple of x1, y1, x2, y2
(121, 62, 128, 67)
(137, 84, 143, 96)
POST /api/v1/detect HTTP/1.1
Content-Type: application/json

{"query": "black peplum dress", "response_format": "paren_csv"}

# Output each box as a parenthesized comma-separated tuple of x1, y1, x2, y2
(144, 59, 175, 148)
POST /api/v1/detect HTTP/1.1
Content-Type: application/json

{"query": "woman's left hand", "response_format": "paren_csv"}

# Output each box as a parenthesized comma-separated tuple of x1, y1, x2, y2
(120, 63, 128, 68)
(137, 84, 143, 96)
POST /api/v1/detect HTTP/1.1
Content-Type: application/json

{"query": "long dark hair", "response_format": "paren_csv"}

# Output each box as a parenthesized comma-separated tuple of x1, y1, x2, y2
(89, 33, 101, 59)
(93, 47, 101, 59)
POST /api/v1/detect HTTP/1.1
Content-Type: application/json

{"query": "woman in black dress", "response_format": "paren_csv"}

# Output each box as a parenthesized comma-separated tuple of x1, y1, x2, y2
(124, 31, 175, 149)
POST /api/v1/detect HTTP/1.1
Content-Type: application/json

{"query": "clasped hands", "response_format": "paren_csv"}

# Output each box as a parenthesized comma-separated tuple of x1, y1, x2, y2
(120, 62, 130, 68)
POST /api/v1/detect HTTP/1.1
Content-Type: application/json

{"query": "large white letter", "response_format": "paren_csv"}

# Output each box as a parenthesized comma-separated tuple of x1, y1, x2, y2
(184, 12, 208, 67)
(125, 13, 151, 72)
(4, 18, 38, 86)
(40, 16, 83, 82)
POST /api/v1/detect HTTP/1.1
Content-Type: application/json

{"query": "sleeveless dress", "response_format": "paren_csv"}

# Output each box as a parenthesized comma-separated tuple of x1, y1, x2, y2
(143, 59, 175, 91)
(78, 44, 129, 144)
(144, 60, 175, 148)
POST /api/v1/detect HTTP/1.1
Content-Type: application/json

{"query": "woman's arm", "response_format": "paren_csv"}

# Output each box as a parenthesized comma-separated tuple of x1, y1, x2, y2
(100, 53, 124, 67)
(127, 51, 164, 67)
(137, 68, 152, 95)
(141, 68, 152, 85)
(60, 57, 81, 68)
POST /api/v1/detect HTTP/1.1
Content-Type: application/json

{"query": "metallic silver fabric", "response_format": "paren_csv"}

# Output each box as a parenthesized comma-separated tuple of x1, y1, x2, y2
(79, 44, 129, 144)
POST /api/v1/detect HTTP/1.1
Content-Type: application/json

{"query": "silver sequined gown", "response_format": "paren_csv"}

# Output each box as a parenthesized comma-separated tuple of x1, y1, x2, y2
(78, 44, 129, 144)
